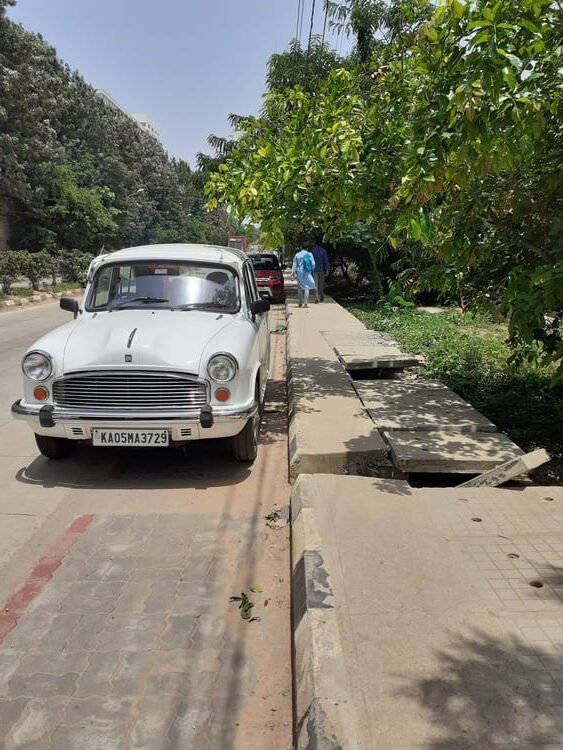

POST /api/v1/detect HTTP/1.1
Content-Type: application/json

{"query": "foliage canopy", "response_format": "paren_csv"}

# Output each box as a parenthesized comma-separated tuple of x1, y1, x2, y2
(206, 0, 562, 379)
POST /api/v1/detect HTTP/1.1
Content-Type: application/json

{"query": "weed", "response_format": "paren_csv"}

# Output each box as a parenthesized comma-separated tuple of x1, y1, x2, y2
(229, 591, 260, 622)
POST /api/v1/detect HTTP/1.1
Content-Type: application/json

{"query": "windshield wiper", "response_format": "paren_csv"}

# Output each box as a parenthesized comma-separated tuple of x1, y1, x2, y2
(111, 296, 169, 310)
(171, 302, 229, 311)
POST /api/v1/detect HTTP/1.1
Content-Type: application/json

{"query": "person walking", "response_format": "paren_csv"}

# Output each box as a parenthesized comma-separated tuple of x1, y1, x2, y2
(290, 248, 315, 307)
(311, 243, 330, 302)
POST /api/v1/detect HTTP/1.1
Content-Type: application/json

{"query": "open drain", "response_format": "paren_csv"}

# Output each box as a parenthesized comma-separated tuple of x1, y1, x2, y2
(529, 580, 544, 589)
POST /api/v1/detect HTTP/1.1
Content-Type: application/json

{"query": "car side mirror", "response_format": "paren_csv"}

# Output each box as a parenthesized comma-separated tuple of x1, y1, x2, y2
(60, 297, 80, 318)
(250, 299, 270, 318)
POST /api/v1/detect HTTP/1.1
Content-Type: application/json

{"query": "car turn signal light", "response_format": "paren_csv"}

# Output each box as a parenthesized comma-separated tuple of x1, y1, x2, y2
(215, 388, 230, 402)
(33, 387, 49, 401)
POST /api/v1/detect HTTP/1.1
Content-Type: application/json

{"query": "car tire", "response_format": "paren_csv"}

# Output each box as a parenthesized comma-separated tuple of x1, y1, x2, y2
(232, 384, 261, 462)
(34, 433, 77, 459)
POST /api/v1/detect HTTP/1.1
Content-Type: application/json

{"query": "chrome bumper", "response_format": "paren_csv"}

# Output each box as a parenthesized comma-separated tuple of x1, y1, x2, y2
(12, 400, 256, 422)
(11, 399, 257, 441)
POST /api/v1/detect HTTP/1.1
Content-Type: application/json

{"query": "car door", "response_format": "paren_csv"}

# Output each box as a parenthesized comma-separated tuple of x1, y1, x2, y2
(242, 261, 269, 397)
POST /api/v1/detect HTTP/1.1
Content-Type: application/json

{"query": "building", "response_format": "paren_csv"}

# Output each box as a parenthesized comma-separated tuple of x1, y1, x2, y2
(131, 113, 160, 140)
(95, 89, 160, 142)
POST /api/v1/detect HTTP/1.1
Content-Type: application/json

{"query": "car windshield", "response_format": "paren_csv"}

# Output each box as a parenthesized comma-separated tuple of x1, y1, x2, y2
(87, 261, 240, 312)
(250, 255, 279, 272)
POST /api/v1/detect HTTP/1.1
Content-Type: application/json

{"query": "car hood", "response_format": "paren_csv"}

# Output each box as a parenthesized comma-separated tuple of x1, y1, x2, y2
(62, 310, 234, 374)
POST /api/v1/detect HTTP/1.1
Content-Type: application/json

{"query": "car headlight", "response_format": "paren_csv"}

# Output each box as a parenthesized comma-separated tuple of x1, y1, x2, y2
(22, 351, 53, 381)
(207, 353, 238, 383)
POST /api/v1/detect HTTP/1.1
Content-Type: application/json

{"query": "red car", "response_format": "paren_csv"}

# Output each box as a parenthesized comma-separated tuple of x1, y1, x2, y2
(248, 253, 285, 303)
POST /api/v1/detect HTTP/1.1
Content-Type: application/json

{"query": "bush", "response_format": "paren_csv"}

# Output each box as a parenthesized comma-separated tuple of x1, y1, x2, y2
(0, 251, 26, 294)
(59, 250, 94, 285)
(24, 250, 53, 291)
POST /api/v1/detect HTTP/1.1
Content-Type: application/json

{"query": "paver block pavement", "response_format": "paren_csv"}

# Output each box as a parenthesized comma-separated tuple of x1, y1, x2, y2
(0, 512, 291, 749)
(291, 474, 563, 749)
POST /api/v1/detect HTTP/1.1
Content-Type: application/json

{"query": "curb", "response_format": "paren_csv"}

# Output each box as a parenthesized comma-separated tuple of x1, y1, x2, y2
(0, 289, 82, 312)
(291, 475, 362, 749)
(285, 301, 396, 482)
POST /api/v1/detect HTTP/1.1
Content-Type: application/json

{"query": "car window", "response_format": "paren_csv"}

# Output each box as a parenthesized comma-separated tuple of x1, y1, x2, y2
(242, 262, 258, 312)
(250, 255, 279, 271)
(87, 261, 240, 312)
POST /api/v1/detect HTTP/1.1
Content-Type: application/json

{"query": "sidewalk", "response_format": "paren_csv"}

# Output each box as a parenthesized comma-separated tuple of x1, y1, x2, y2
(285, 290, 391, 480)
(286, 287, 563, 749)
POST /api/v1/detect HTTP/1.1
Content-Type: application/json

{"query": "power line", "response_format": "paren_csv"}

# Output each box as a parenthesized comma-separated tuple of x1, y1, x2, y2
(303, 0, 317, 84)
(312, 2, 329, 96)
(296, 0, 303, 42)
(299, 0, 306, 44)
(320, 1, 328, 48)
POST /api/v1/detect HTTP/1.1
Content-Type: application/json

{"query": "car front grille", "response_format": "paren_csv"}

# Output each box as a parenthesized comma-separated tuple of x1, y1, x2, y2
(53, 371, 208, 411)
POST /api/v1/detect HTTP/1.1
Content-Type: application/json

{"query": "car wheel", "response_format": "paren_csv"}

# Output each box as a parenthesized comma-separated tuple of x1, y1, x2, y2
(34, 433, 77, 459)
(232, 384, 261, 462)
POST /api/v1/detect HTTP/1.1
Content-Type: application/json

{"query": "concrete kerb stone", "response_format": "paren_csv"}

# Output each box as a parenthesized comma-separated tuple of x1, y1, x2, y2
(285, 304, 392, 481)
(0, 288, 82, 312)
(291, 475, 362, 750)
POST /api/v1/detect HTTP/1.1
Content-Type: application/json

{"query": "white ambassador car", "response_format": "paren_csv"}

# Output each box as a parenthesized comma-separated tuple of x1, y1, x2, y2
(12, 244, 271, 462)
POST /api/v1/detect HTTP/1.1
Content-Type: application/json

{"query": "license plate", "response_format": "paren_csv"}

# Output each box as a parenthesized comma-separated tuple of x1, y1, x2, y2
(92, 429, 169, 447)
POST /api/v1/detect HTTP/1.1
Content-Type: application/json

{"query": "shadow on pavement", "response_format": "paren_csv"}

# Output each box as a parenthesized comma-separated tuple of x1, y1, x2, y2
(15, 439, 252, 491)
(398, 628, 563, 749)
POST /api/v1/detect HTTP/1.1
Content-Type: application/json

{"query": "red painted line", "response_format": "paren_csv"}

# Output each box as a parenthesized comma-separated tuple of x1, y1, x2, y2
(0, 514, 94, 645)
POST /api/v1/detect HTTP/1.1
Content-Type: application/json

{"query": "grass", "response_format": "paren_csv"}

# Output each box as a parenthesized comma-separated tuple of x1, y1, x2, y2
(346, 302, 563, 474)
(0, 281, 81, 302)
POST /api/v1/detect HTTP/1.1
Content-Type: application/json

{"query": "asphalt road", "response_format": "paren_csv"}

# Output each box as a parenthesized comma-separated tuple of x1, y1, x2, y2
(0, 301, 292, 749)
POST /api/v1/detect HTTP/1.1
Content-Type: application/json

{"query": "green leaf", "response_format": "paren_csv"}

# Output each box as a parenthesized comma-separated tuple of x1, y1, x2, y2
(409, 219, 422, 241)
(497, 49, 522, 70)
(249, 586, 263, 592)
(466, 20, 492, 31)
(452, 0, 464, 19)
(519, 19, 540, 33)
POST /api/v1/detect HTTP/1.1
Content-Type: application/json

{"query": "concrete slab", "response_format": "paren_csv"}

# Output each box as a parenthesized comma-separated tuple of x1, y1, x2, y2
(322, 330, 421, 370)
(459, 448, 551, 487)
(291, 474, 563, 749)
(321, 329, 398, 348)
(354, 379, 497, 433)
(340, 350, 421, 370)
(286, 301, 390, 480)
(384, 429, 523, 472)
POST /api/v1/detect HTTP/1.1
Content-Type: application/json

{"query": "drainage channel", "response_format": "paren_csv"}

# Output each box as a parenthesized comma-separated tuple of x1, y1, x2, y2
(346, 363, 527, 489)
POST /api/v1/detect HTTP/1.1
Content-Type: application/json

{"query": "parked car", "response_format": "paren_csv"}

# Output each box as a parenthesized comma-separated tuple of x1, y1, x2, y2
(12, 244, 270, 462)
(248, 253, 285, 303)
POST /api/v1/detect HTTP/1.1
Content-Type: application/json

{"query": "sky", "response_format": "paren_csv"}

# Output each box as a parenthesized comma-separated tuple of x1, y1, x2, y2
(8, 0, 349, 168)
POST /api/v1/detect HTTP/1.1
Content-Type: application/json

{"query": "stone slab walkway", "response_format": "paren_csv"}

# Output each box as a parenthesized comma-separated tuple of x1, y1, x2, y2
(286, 291, 390, 479)
(354, 379, 497, 433)
(321, 329, 421, 371)
(292, 474, 563, 749)
(384, 429, 523, 473)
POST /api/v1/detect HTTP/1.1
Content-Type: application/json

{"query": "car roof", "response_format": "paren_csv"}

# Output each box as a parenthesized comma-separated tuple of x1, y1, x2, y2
(248, 253, 276, 259)
(90, 243, 248, 271)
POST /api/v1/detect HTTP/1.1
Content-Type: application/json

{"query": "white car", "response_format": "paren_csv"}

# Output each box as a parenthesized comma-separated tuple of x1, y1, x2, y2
(12, 244, 270, 462)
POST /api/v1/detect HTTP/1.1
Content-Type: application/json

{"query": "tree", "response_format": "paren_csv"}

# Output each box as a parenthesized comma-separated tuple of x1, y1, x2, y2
(0, 11, 236, 256)
(206, 0, 562, 378)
